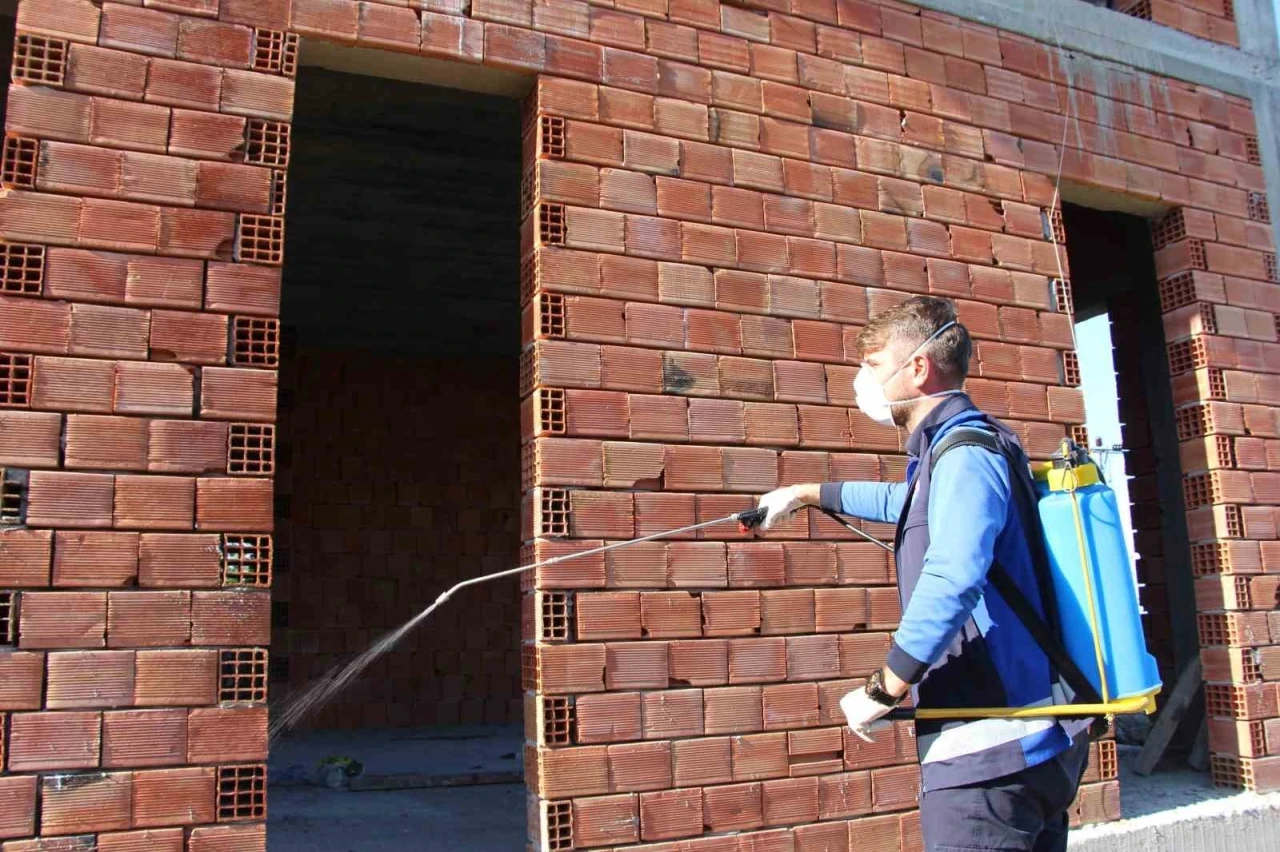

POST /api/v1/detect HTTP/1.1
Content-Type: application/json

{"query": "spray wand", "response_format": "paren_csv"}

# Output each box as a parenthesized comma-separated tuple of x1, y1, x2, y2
(272, 506, 790, 738)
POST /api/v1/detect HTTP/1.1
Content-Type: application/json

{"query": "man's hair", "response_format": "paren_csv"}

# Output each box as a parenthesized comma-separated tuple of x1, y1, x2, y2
(856, 296, 972, 383)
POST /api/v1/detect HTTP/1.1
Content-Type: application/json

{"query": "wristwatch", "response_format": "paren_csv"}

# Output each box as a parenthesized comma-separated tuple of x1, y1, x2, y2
(865, 669, 904, 708)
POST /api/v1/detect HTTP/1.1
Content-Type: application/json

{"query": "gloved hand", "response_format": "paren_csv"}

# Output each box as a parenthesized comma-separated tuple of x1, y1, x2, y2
(839, 687, 895, 743)
(756, 485, 806, 530)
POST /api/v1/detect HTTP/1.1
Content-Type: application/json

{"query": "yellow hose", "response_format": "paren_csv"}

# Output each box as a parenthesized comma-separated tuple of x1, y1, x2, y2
(910, 692, 1156, 720)
(1068, 489, 1112, 705)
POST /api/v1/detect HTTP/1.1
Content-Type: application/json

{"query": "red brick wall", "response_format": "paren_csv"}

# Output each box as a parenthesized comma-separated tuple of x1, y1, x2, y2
(0, 0, 1274, 849)
(272, 347, 523, 731)
(1114, 0, 1240, 47)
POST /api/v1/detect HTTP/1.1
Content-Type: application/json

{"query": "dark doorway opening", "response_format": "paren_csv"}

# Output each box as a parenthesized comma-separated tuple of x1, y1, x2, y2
(1061, 203, 1200, 758)
(267, 66, 525, 851)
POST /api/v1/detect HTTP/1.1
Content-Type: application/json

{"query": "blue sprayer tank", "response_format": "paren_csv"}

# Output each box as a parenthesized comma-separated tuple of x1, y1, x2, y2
(1032, 458, 1162, 703)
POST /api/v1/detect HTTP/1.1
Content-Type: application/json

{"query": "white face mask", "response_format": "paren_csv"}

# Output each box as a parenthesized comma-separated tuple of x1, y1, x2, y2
(855, 321, 961, 426)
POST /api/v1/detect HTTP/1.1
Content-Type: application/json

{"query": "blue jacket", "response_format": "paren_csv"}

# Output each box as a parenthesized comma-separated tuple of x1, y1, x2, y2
(821, 394, 1086, 791)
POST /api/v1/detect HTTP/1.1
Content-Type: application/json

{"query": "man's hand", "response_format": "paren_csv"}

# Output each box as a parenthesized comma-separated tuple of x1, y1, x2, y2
(839, 687, 895, 743)
(756, 484, 820, 529)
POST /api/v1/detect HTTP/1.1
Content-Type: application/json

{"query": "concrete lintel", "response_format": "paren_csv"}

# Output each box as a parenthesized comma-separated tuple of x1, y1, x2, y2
(906, 0, 1280, 252)
(905, 0, 1277, 97)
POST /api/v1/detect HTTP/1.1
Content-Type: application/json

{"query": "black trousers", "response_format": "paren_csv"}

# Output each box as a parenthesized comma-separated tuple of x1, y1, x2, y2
(919, 735, 1091, 852)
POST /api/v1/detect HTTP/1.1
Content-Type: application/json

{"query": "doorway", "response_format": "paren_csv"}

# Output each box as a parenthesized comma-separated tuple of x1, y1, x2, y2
(265, 62, 526, 850)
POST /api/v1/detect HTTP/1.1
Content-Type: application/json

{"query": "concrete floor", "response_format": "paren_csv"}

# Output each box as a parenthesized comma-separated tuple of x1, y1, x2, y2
(268, 724, 526, 852)
(269, 724, 523, 788)
(1113, 743, 1233, 818)
(268, 783, 526, 852)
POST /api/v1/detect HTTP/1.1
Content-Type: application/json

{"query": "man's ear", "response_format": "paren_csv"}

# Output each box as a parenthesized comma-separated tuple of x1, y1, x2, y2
(909, 353, 931, 387)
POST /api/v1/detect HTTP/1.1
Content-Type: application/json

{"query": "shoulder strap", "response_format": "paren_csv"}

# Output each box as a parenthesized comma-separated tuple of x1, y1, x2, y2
(929, 429, 1105, 708)
(927, 426, 1000, 475)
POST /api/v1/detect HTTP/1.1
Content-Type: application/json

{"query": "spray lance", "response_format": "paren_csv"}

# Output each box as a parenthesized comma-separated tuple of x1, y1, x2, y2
(271, 455, 1157, 741)
(272, 506, 773, 739)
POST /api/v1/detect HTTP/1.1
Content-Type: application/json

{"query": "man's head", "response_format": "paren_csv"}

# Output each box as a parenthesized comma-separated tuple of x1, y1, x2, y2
(854, 296, 972, 428)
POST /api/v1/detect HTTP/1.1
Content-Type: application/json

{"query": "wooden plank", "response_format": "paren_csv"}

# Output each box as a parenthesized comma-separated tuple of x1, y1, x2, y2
(1134, 656, 1203, 776)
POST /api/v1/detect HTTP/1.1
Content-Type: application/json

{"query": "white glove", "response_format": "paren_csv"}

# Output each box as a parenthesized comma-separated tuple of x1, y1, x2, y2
(756, 486, 806, 530)
(839, 687, 895, 743)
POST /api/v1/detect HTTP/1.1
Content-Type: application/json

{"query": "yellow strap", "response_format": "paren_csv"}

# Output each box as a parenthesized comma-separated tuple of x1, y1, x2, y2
(1066, 475, 1111, 705)
(910, 692, 1157, 720)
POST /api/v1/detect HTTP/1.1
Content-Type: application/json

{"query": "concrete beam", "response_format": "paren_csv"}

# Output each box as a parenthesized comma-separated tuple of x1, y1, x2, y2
(905, 0, 1277, 97)
(906, 0, 1280, 263)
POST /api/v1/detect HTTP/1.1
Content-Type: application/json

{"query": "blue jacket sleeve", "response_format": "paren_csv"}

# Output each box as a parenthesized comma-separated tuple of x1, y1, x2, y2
(885, 445, 1010, 684)
(819, 481, 907, 524)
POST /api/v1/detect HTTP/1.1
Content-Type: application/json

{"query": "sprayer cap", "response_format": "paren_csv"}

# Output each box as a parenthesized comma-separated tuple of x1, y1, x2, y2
(1042, 463, 1100, 492)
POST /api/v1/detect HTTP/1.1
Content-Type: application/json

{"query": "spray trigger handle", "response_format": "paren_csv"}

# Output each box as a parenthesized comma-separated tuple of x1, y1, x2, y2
(735, 507, 767, 532)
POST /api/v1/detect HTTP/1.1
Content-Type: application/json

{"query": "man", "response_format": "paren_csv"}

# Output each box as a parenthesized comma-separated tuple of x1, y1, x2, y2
(755, 296, 1091, 852)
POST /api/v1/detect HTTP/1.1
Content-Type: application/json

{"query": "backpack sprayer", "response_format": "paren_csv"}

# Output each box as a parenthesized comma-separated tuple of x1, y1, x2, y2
(272, 439, 1161, 739)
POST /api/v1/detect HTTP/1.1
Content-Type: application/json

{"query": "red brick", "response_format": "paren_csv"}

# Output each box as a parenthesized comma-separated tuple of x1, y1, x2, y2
(136, 533, 221, 588)
(64, 44, 147, 99)
(107, 590, 192, 647)
(46, 650, 134, 709)
(131, 766, 215, 827)
(25, 471, 115, 528)
(146, 419, 229, 475)
(148, 310, 229, 365)
(68, 304, 149, 359)
(195, 477, 272, 531)
(187, 706, 267, 762)
(190, 590, 269, 645)
(177, 19, 254, 67)
(199, 367, 278, 421)
(102, 708, 188, 768)
(0, 652, 45, 710)
(97, 829, 185, 852)
(146, 58, 222, 110)
(187, 824, 266, 852)
(6, 87, 91, 145)
(112, 474, 195, 530)
(158, 207, 236, 259)
(8, 710, 101, 771)
(18, 0, 102, 43)
(123, 256, 205, 308)
(639, 787, 702, 841)
(573, 794, 639, 848)
(420, 12, 485, 62)
(642, 688, 703, 738)
(28, 356, 111, 413)
(703, 780, 762, 831)
(0, 411, 60, 469)
(0, 776, 37, 840)
(133, 649, 217, 705)
(667, 638, 728, 687)
(91, 98, 172, 155)
(39, 769, 132, 834)
(220, 69, 294, 120)
(169, 110, 248, 161)
(101, 4, 180, 57)
(574, 692, 642, 743)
